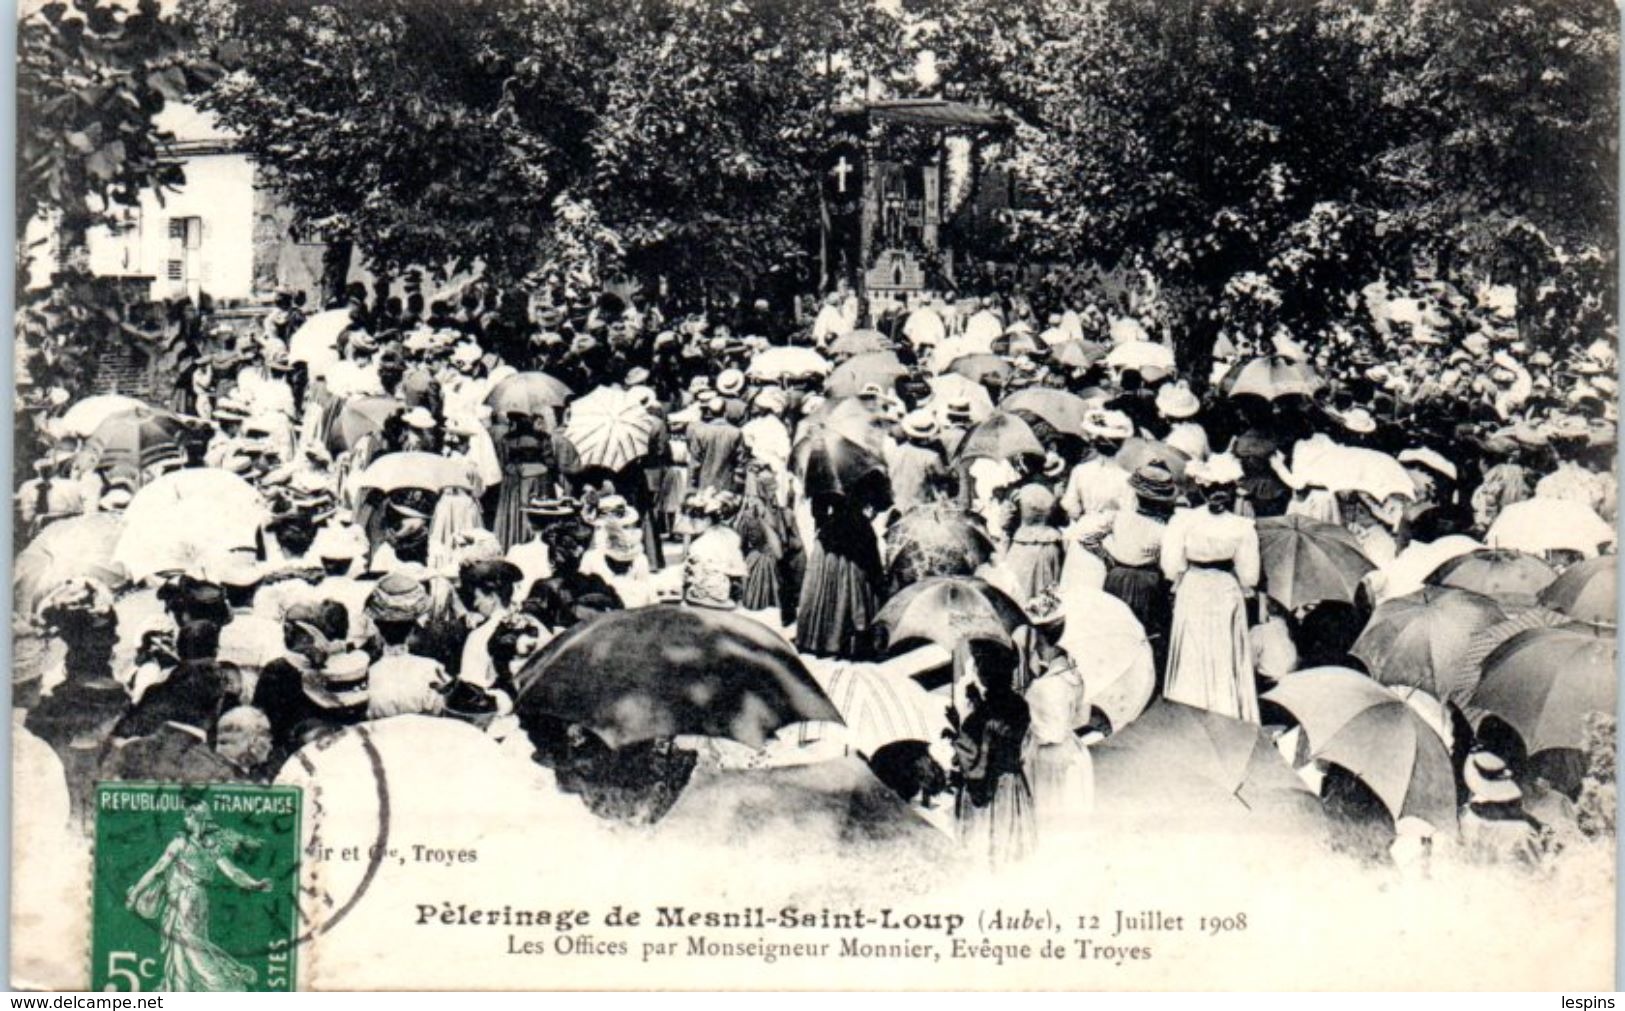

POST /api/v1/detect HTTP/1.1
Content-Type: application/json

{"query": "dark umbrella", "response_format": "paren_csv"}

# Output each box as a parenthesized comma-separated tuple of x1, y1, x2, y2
(485, 371, 573, 418)
(1469, 625, 1617, 755)
(1425, 548, 1557, 608)
(792, 429, 888, 500)
(326, 395, 401, 454)
(85, 406, 190, 473)
(1538, 556, 1616, 625)
(874, 576, 1027, 652)
(944, 353, 1014, 386)
(955, 411, 1045, 464)
(1091, 700, 1325, 834)
(1350, 586, 1506, 700)
(1447, 607, 1579, 714)
(1264, 667, 1458, 832)
(514, 605, 842, 749)
(1257, 515, 1376, 611)
(824, 351, 907, 399)
(885, 504, 996, 592)
(999, 388, 1094, 438)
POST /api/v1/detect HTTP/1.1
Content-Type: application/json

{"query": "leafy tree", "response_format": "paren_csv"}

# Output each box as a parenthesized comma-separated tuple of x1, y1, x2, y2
(16, 0, 218, 392)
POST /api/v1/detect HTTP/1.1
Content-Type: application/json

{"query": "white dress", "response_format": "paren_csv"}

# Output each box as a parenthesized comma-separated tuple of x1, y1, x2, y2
(1160, 508, 1261, 723)
(1022, 665, 1094, 842)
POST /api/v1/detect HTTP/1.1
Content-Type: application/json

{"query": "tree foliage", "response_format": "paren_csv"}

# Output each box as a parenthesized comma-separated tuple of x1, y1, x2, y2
(190, 0, 915, 293)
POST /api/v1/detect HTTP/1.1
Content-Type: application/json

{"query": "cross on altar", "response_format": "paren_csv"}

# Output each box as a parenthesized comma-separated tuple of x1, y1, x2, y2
(832, 156, 853, 193)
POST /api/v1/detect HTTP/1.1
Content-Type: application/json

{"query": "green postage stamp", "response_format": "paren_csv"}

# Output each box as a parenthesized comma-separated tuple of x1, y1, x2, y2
(91, 782, 302, 992)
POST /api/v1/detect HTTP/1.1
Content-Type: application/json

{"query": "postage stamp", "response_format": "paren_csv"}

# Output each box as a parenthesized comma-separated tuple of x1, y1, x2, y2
(90, 782, 302, 993)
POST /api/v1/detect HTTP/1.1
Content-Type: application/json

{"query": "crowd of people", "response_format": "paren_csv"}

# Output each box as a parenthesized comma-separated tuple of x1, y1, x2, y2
(12, 274, 1619, 875)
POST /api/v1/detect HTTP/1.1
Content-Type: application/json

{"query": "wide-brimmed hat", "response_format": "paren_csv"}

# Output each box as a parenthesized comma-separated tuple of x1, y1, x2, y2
(1022, 589, 1066, 628)
(1464, 751, 1522, 805)
(347, 331, 378, 354)
(311, 522, 367, 561)
(943, 397, 974, 424)
(717, 369, 746, 396)
(1336, 407, 1377, 434)
(320, 651, 370, 708)
(683, 558, 737, 610)
(524, 496, 579, 519)
(625, 366, 652, 387)
(901, 410, 939, 441)
(1155, 382, 1200, 419)
(451, 341, 483, 367)
(1188, 452, 1244, 488)
(1129, 462, 1179, 503)
(753, 388, 787, 415)
(395, 407, 434, 432)
(1080, 408, 1134, 442)
(602, 523, 643, 563)
(365, 572, 430, 623)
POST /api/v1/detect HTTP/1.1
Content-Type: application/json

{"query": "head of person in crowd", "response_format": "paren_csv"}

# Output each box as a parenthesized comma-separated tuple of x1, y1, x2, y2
(1188, 452, 1244, 513)
(366, 572, 430, 647)
(214, 705, 274, 774)
(158, 574, 232, 629)
(457, 559, 524, 620)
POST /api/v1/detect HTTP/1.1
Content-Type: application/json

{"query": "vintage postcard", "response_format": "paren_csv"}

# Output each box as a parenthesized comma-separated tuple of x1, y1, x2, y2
(10, 0, 1619, 992)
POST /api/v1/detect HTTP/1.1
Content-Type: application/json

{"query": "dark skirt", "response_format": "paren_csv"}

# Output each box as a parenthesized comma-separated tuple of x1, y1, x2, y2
(493, 467, 549, 551)
(795, 541, 881, 660)
(740, 551, 781, 612)
(1104, 561, 1172, 674)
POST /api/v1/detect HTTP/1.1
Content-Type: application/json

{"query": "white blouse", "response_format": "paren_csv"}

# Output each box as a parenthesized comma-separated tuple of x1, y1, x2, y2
(1160, 507, 1260, 589)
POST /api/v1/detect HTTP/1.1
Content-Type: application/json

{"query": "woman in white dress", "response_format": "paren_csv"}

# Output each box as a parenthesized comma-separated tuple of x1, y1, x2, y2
(1160, 453, 1262, 722)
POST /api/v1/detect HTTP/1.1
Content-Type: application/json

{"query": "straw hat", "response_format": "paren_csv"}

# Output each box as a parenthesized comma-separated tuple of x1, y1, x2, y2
(1155, 382, 1200, 420)
(1464, 752, 1522, 805)
(1128, 462, 1179, 503)
(901, 410, 939, 441)
(365, 572, 430, 623)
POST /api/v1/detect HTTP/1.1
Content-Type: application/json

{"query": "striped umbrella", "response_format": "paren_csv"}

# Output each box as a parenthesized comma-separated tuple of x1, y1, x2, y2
(805, 660, 949, 758)
(563, 386, 657, 471)
(1447, 607, 1582, 714)
(326, 395, 402, 454)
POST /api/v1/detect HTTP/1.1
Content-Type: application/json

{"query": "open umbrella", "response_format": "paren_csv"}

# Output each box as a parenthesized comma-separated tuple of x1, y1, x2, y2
(84, 406, 191, 474)
(54, 394, 148, 439)
(955, 411, 1045, 464)
(563, 386, 657, 471)
(824, 350, 906, 399)
(1000, 388, 1094, 439)
(747, 346, 831, 381)
(112, 468, 270, 579)
(827, 329, 891, 358)
(326, 395, 402, 454)
(873, 576, 1027, 652)
(1256, 515, 1376, 611)
(485, 371, 573, 419)
(943, 353, 1014, 386)
(1114, 436, 1190, 479)
(792, 428, 888, 501)
(1104, 341, 1175, 374)
(1366, 535, 1482, 604)
(1091, 700, 1323, 833)
(1425, 548, 1557, 608)
(885, 504, 996, 590)
(1264, 667, 1457, 832)
(1487, 498, 1616, 558)
(1538, 556, 1616, 625)
(514, 605, 841, 749)
(287, 309, 356, 368)
(1051, 340, 1106, 371)
(1350, 586, 1506, 700)
(1222, 355, 1322, 400)
(1055, 587, 1155, 732)
(1470, 625, 1617, 755)
(1447, 607, 1579, 713)
(797, 396, 889, 456)
(924, 374, 995, 426)
(805, 660, 949, 758)
(14, 513, 127, 615)
(354, 451, 476, 494)
(1290, 443, 1416, 501)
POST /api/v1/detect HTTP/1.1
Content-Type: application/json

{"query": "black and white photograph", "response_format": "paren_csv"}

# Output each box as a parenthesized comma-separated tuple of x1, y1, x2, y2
(8, 0, 1620, 991)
